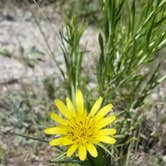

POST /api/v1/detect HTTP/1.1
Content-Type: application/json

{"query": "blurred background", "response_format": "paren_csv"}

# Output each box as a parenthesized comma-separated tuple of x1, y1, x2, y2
(0, 0, 165, 166)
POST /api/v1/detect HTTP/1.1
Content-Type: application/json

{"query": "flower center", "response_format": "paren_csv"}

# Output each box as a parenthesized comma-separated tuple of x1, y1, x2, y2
(67, 117, 96, 145)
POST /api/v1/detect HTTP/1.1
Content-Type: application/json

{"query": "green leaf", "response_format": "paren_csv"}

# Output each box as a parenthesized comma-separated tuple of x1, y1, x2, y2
(30, 47, 45, 57)
(0, 49, 12, 57)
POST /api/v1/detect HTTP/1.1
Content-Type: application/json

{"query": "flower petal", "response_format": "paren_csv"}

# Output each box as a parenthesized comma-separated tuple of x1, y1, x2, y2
(95, 104, 113, 120)
(49, 138, 61, 146)
(86, 144, 98, 157)
(89, 97, 103, 117)
(67, 144, 78, 157)
(99, 128, 116, 136)
(54, 99, 71, 118)
(49, 137, 73, 146)
(50, 112, 67, 125)
(78, 145, 87, 161)
(66, 97, 76, 116)
(76, 90, 84, 115)
(98, 136, 116, 144)
(43, 127, 66, 135)
(96, 115, 116, 129)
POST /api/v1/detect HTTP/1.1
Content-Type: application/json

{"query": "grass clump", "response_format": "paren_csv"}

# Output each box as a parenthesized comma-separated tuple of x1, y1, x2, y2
(59, 0, 166, 165)
(0, 0, 165, 165)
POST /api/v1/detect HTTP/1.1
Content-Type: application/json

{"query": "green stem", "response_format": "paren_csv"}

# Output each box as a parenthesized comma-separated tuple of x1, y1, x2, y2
(87, 155, 96, 166)
(0, 130, 48, 142)
(0, 130, 63, 152)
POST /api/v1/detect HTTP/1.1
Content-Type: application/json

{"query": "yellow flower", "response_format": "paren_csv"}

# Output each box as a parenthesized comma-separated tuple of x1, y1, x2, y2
(44, 90, 116, 161)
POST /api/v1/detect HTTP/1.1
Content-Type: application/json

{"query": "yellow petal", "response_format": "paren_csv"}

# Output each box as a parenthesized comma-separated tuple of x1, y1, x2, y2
(67, 144, 78, 157)
(98, 136, 116, 144)
(76, 90, 84, 115)
(50, 112, 67, 125)
(49, 138, 61, 146)
(86, 144, 98, 157)
(66, 97, 76, 116)
(49, 137, 73, 146)
(54, 99, 71, 118)
(89, 97, 103, 117)
(99, 128, 116, 136)
(43, 127, 66, 135)
(78, 145, 87, 161)
(95, 104, 113, 120)
(96, 115, 116, 129)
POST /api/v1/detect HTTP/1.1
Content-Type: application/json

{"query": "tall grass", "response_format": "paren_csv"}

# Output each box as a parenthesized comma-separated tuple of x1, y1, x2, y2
(0, 0, 165, 165)
(60, 0, 166, 165)
(60, 17, 87, 100)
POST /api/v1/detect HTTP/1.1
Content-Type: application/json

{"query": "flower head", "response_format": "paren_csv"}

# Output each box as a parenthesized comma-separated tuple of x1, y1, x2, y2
(44, 90, 116, 161)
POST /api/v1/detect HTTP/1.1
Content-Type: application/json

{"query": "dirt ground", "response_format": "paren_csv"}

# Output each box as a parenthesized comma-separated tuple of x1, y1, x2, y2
(0, 3, 166, 166)
(0, 4, 99, 166)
